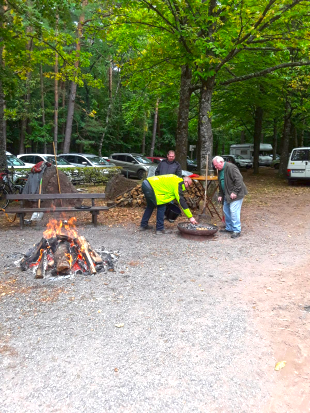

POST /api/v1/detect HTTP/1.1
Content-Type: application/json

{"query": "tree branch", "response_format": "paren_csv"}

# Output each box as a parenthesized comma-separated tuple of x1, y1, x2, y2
(220, 61, 310, 85)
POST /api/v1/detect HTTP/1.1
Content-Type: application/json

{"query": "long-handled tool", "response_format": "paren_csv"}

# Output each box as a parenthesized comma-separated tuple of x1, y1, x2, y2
(53, 142, 62, 196)
(31, 177, 44, 221)
(198, 154, 212, 223)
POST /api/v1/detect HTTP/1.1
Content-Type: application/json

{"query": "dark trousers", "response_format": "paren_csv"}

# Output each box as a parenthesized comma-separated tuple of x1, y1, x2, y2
(140, 180, 167, 231)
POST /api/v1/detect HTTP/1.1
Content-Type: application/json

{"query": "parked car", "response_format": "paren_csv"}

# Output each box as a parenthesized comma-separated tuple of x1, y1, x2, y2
(287, 147, 310, 185)
(186, 159, 198, 171)
(17, 153, 74, 168)
(221, 155, 237, 165)
(146, 156, 165, 164)
(6, 152, 32, 183)
(231, 154, 252, 169)
(271, 154, 281, 169)
(109, 153, 157, 179)
(59, 153, 116, 168)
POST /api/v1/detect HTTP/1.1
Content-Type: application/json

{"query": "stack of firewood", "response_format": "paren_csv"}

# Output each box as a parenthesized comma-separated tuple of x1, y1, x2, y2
(114, 180, 205, 210)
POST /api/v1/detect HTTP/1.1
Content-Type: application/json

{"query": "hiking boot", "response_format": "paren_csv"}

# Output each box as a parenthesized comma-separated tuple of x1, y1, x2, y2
(219, 229, 233, 233)
(155, 229, 172, 235)
(231, 232, 241, 239)
(139, 225, 153, 231)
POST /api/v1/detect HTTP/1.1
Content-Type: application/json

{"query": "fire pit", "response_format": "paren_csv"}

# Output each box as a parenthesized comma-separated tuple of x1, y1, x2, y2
(20, 217, 118, 278)
(177, 221, 218, 236)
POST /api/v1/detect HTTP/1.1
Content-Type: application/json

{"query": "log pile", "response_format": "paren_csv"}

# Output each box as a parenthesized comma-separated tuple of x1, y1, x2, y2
(114, 180, 205, 210)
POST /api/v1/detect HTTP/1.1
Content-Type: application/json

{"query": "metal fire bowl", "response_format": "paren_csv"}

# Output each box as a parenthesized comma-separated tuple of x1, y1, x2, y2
(177, 221, 218, 236)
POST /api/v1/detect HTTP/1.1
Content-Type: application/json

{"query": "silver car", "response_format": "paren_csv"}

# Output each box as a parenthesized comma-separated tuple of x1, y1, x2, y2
(59, 153, 116, 168)
(109, 153, 157, 179)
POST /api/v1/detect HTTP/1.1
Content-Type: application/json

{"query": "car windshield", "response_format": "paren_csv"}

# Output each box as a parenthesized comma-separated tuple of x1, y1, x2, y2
(46, 156, 72, 165)
(187, 160, 197, 164)
(234, 155, 245, 160)
(85, 155, 109, 165)
(133, 156, 153, 164)
(7, 155, 25, 166)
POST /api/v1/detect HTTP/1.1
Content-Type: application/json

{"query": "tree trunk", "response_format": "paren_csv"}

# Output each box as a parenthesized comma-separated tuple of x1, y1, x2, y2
(141, 116, 147, 155)
(40, 64, 47, 153)
(54, 17, 59, 154)
(279, 99, 292, 177)
(149, 98, 159, 157)
(175, 65, 193, 169)
(300, 119, 305, 147)
(253, 106, 263, 174)
(98, 75, 121, 156)
(0, 49, 6, 169)
(240, 130, 245, 144)
(109, 57, 113, 99)
(272, 119, 277, 159)
(198, 77, 215, 174)
(63, 0, 87, 153)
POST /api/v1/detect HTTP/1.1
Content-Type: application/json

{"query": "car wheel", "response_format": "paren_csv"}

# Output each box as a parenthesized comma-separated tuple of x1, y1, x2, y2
(246, 165, 251, 169)
(236, 163, 241, 168)
(274, 163, 279, 169)
(137, 169, 145, 180)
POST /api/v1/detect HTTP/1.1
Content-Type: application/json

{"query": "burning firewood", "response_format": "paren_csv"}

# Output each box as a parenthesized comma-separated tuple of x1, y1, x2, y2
(20, 218, 118, 278)
(76, 236, 96, 274)
(54, 242, 72, 273)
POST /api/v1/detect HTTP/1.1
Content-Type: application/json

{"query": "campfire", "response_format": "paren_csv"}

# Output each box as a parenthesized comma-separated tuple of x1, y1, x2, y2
(20, 217, 118, 278)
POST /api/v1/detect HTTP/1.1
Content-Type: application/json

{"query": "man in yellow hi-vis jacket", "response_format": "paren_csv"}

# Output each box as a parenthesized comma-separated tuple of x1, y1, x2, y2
(139, 174, 198, 235)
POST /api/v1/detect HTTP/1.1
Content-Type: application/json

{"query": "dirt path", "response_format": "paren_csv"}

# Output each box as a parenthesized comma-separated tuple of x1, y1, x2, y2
(0, 168, 309, 412)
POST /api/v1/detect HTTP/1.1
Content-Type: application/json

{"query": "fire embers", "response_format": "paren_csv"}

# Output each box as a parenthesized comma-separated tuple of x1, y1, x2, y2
(20, 218, 118, 278)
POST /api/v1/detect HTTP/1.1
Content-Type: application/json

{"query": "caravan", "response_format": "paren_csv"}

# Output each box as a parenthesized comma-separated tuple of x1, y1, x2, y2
(230, 143, 273, 166)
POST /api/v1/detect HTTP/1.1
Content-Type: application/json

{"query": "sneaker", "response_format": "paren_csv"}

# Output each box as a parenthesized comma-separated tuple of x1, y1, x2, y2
(155, 230, 172, 235)
(219, 229, 233, 233)
(231, 232, 241, 238)
(139, 225, 153, 231)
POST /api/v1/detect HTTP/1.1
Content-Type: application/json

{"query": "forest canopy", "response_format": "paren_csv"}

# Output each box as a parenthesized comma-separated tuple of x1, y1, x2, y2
(1, 0, 310, 174)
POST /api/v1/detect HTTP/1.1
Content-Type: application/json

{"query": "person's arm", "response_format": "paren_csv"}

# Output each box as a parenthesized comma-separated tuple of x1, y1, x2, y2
(229, 166, 243, 197)
(175, 162, 182, 178)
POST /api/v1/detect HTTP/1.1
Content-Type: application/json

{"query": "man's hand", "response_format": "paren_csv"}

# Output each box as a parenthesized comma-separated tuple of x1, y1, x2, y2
(189, 217, 198, 225)
(218, 196, 222, 202)
(230, 192, 237, 200)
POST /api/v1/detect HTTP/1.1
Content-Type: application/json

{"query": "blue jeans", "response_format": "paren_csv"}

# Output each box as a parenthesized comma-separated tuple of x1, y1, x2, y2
(223, 198, 243, 233)
(140, 181, 167, 231)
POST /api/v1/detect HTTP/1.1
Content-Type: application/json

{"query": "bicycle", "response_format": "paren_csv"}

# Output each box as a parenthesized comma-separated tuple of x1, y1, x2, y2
(0, 168, 27, 210)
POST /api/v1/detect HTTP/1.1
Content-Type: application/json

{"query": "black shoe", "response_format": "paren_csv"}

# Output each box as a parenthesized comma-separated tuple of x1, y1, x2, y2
(155, 230, 172, 235)
(219, 229, 233, 233)
(231, 232, 241, 238)
(139, 225, 153, 231)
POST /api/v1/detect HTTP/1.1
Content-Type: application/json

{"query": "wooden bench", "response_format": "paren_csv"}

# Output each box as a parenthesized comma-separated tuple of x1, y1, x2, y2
(4, 193, 110, 229)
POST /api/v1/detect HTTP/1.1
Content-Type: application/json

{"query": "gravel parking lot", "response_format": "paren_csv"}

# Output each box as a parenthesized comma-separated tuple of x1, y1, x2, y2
(0, 170, 309, 413)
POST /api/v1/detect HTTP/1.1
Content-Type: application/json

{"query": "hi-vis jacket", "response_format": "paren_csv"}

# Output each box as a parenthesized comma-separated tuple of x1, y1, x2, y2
(146, 174, 193, 218)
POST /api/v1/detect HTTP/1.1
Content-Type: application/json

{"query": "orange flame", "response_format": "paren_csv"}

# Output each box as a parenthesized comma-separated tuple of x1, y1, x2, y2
(43, 217, 79, 240)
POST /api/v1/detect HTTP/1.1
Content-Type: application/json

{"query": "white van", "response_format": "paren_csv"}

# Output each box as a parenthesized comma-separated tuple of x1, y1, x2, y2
(287, 147, 310, 184)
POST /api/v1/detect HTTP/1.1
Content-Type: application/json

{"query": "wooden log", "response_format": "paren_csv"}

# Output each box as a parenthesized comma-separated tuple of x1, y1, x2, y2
(35, 250, 47, 279)
(20, 238, 48, 271)
(54, 242, 71, 273)
(76, 236, 96, 274)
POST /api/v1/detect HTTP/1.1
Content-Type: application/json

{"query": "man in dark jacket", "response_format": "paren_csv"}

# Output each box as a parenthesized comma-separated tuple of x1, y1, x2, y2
(155, 150, 182, 177)
(213, 156, 248, 239)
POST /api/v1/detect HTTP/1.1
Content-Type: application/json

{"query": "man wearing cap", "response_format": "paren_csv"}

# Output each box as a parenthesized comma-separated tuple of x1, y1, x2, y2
(212, 156, 248, 239)
(139, 174, 198, 235)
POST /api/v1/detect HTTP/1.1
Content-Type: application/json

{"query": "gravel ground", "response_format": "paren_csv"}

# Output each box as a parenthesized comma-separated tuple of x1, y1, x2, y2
(0, 179, 310, 413)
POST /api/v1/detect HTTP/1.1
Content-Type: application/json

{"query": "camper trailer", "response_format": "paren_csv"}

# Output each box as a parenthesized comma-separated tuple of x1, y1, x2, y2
(230, 143, 273, 166)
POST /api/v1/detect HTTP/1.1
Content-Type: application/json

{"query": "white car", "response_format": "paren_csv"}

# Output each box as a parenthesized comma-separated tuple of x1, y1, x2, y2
(231, 154, 253, 169)
(59, 153, 116, 168)
(17, 153, 74, 168)
(6, 152, 33, 169)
